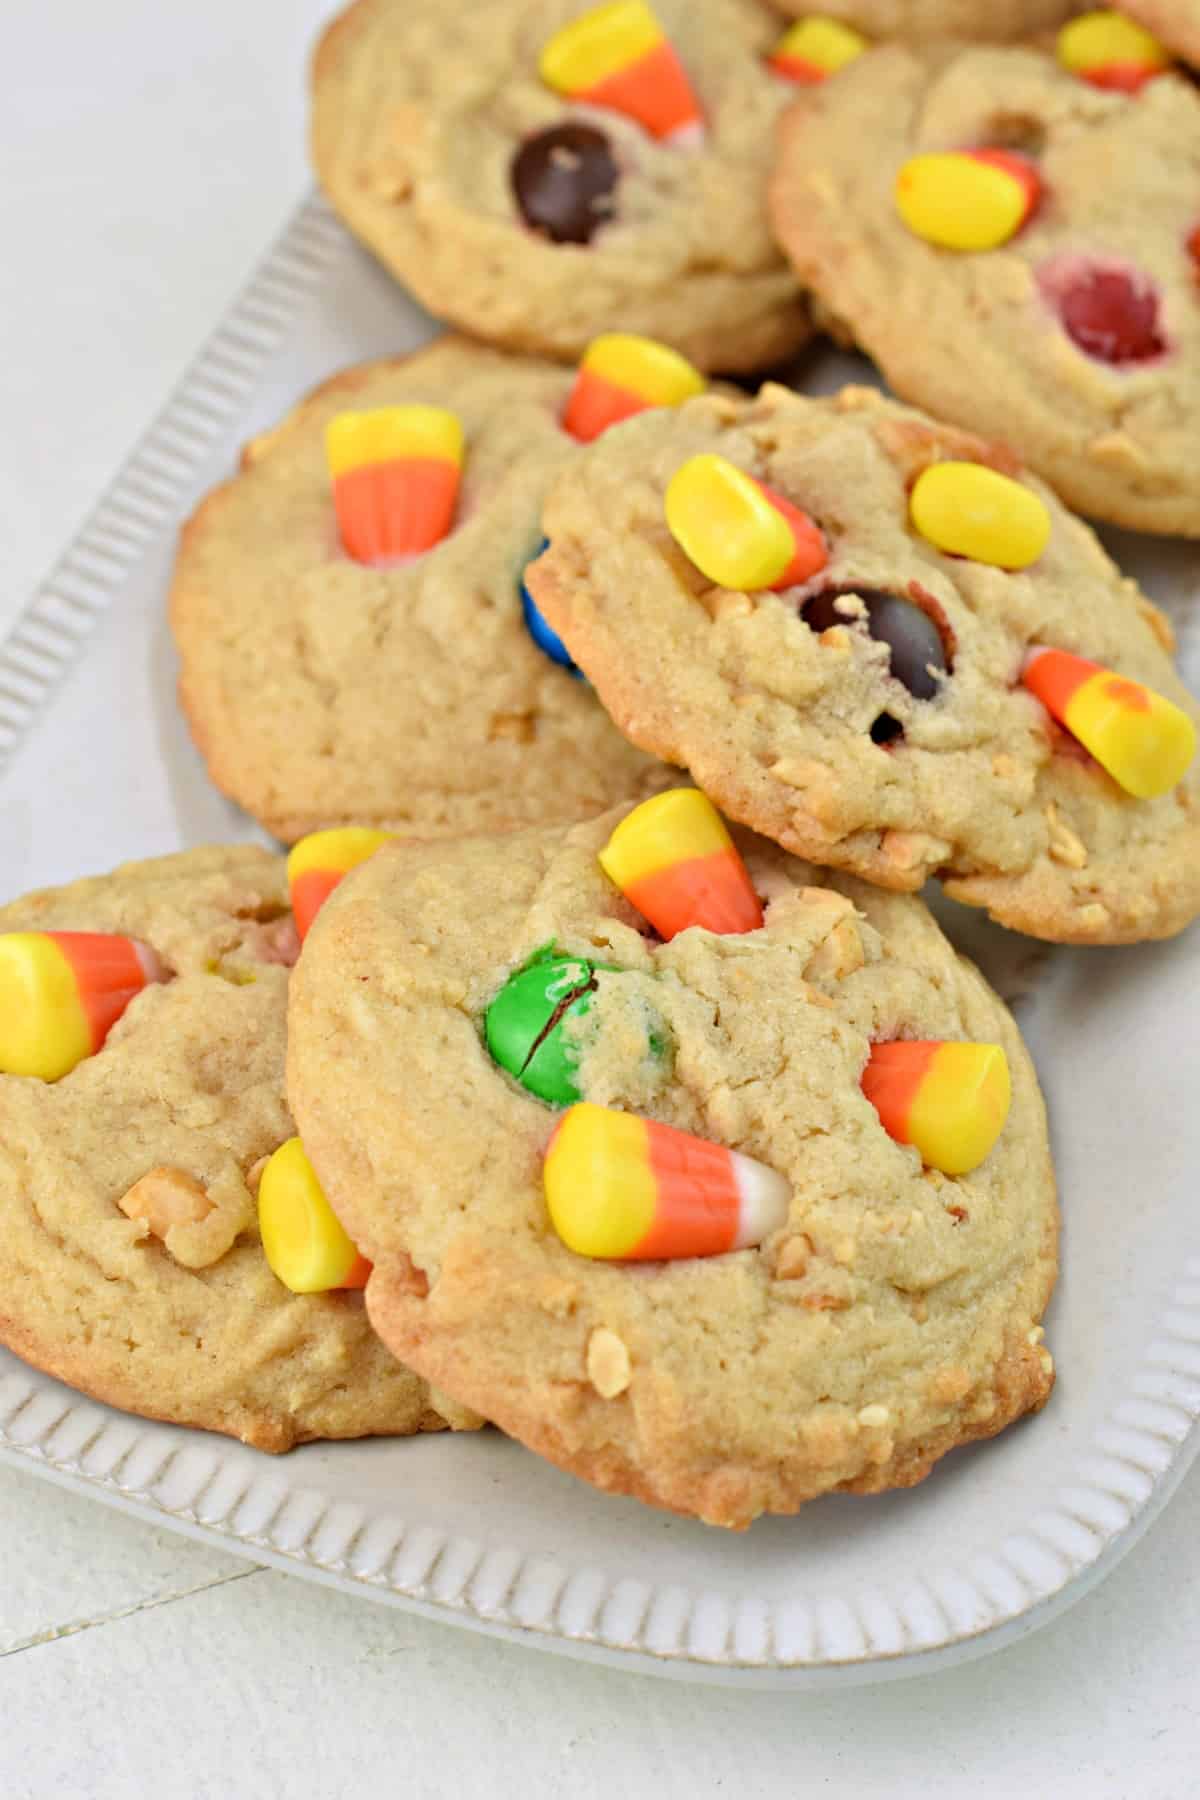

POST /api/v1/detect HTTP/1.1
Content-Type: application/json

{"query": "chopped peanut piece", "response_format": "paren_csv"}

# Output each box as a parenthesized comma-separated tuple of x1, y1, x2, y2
(245, 1155, 271, 1194)
(586, 1327, 632, 1398)
(118, 1166, 213, 1238)
(773, 1232, 814, 1281)
(804, 916, 865, 981)
(1045, 803, 1089, 869)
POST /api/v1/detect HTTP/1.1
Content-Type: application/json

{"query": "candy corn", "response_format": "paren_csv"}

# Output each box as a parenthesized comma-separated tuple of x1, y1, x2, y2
(326, 406, 464, 565)
(544, 1102, 790, 1259)
(861, 1041, 1011, 1176)
(909, 461, 1051, 570)
(1022, 648, 1196, 799)
(665, 453, 828, 591)
(563, 334, 705, 443)
(895, 150, 1041, 252)
(1057, 10, 1170, 91)
(258, 1137, 371, 1293)
(0, 931, 167, 1082)
(539, 1, 705, 146)
(768, 16, 868, 84)
(599, 790, 763, 939)
(287, 827, 395, 942)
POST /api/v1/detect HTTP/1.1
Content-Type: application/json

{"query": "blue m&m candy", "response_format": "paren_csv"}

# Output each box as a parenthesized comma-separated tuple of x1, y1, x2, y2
(521, 540, 582, 678)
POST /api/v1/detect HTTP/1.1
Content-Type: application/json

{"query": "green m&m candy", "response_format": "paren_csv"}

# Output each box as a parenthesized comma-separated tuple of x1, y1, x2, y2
(484, 950, 612, 1105)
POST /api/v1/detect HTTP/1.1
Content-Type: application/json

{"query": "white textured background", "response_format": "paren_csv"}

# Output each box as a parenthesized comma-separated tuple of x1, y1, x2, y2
(0, 4, 1197, 1795)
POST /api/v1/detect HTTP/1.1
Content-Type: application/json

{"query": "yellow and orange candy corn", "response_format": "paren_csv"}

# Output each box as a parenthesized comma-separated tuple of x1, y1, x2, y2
(544, 1102, 790, 1260)
(563, 334, 706, 443)
(768, 15, 868, 84)
(1022, 648, 1196, 799)
(0, 928, 168, 1080)
(326, 405, 464, 565)
(539, 1, 705, 145)
(665, 452, 828, 591)
(258, 1137, 371, 1293)
(861, 1041, 1011, 1177)
(599, 790, 763, 939)
(1057, 10, 1171, 91)
(288, 827, 396, 942)
(0, 930, 167, 1082)
(895, 149, 1041, 252)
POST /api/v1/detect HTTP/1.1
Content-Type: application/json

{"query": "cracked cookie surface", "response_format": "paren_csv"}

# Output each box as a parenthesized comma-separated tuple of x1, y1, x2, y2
(528, 384, 1200, 943)
(769, 43, 1200, 534)
(286, 811, 1057, 1528)
(0, 846, 477, 1450)
(311, 0, 810, 373)
(171, 339, 671, 843)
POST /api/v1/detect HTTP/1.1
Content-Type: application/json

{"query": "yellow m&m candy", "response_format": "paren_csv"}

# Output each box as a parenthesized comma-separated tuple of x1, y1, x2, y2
(909, 462, 1051, 570)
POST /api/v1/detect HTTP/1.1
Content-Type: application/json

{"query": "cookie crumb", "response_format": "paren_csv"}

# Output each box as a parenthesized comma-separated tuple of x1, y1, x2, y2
(586, 1327, 631, 1398)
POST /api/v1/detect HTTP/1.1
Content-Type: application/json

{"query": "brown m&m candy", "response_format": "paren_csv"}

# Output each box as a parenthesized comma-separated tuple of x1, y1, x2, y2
(803, 588, 949, 746)
(512, 123, 619, 244)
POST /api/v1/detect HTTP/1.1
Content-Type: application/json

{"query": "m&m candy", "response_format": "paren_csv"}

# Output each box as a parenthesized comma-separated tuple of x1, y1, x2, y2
(258, 1137, 371, 1293)
(768, 16, 868, 84)
(909, 461, 1051, 570)
(520, 540, 582, 674)
(1039, 259, 1167, 366)
(861, 1041, 1011, 1176)
(485, 950, 610, 1105)
(544, 1101, 790, 1260)
(665, 453, 828, 591)
(512, 122, 620, 244)
(894, 150, 1041, 252)
(1057, 10, 1171, 91)
(599, 790, 763, 940)
(563, 334, 705, 443)
(287, 828, 395, 942)
(1022, 647, 1196, 798)
(0, 931, 167, 1082)
(326, 405, 464, 565)
(539, 1, 705, 146)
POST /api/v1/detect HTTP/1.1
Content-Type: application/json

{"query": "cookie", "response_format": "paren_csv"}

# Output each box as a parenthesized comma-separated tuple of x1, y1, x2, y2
(286, 808, 1058, 1528)
(1118, 0, 1200, 64)
(0, 845, 477, 1451)
(171, 338, 672, 844)
(765, 0, 1072, 39)
(769, 42, 1200, 535)
(526, 384, 1200, 944)
(310, 0, 810, 374)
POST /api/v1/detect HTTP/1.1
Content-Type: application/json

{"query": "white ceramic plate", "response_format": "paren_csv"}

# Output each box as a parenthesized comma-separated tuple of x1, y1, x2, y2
(1, 196, 1198, 1689)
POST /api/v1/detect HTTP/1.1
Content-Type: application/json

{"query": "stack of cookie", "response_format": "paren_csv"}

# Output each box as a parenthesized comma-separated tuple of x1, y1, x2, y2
(3, 0, 1197, 1528)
